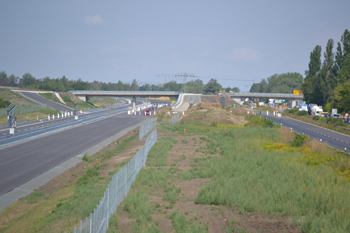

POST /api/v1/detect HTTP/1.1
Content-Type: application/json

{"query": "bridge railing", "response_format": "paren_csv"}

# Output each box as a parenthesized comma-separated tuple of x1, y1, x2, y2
(219, 92, 303, 97)
(68, 90, 181, 95)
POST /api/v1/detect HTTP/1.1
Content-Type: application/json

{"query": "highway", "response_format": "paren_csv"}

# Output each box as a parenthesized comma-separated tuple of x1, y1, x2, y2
(0, 99, 167, 198)
(256, 110, 350, 151)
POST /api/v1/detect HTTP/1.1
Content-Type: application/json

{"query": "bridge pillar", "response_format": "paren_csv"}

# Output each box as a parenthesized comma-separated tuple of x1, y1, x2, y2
(77, 96, 87, 102)
(132, 96, 136, 108)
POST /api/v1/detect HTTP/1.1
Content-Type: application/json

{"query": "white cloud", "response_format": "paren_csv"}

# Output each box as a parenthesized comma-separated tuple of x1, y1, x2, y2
(228, 48, 260, 61)
(84, 15, 105, 25)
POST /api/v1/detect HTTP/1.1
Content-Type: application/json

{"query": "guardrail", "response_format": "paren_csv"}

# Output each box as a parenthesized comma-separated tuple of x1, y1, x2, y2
(73, 129, 157, 233)
(0, 106, 130, 148)
(139, 118, 157, 140)
(0, 104, 47, 117)
(1, 119, 29, 128)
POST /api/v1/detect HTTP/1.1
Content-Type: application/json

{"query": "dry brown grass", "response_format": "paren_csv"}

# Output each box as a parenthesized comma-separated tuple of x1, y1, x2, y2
(304, 139, 334, 156)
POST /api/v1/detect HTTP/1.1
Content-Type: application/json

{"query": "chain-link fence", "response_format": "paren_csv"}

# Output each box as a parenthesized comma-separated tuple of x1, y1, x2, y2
(73, 129, 157, 233)
(171, 113, 181, 125)
(139, 117, 157, 140)
(0, 104, 47, 117)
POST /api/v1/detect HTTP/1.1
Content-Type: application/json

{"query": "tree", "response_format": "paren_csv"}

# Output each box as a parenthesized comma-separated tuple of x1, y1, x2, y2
(307, 45, 322, 78)
(338, 57, 350, 84)
(303, 45, 322, 103)
(232, 87, 240, 92)
(249, 83, 260, 92)
(319, 39, 336, 103)
(333, 81, 350, 113)
(20, 73, 37, 87)
(8, 74, 19, 86)
(130, 79, 139, 91)
(204, 79, 221, 94)
(0, 71, 8, 86)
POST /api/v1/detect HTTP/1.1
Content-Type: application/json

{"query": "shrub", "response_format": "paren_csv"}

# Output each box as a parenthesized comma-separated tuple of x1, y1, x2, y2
(263, 118, 274, 128)
(297, 111, 308, 116)
(0, 97, 10, 108)
(291, 133, 307, 147)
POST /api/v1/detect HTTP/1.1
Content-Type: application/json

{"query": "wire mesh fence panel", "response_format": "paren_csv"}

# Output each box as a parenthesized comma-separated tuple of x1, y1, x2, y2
(171, 113, 181, 125)
(0, 104, 47, 117)
(74, 128, 157, 233)
(139, 117, 157, 140)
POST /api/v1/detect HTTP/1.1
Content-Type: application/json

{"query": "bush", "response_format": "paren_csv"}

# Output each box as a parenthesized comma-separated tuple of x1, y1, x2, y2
(0, 97, 10, 108)
(312, 116, 320, 121)
(291, 134, 307, 147)
(263, 118, 274, 128)
(297, 111, 308, 116)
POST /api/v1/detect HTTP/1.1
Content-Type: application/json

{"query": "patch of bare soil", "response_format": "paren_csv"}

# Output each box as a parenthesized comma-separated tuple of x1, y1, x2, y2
(185, 102, 247, 126)
(137, 131, 301, 233)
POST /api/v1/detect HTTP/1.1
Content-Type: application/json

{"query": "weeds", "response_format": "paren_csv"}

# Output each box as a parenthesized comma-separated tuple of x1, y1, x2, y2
(170, 210, 209, 233)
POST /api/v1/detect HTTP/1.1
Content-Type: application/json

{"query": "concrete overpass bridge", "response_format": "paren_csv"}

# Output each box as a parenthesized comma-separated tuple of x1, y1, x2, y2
(220, 92, 304, 105)
(68, 90, 182, 108)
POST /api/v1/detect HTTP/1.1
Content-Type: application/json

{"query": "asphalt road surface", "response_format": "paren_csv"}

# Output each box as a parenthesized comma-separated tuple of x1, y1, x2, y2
(0, 99, 167, 197)
(0, 113, 150, 196)
(257, 111, 350, 151)
(20, 92, 73, 112)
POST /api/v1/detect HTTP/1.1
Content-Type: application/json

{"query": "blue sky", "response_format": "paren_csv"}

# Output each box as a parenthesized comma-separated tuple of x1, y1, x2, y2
(1, 0, 349, 91)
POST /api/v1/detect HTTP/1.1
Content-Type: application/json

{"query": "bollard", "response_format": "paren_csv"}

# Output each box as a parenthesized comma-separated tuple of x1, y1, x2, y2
(345, 148, 347, 152)
(48, 114, 50, 121)
(290, 127, 293, 132)
(280, 123, 282, 126)
(320, 139, 322, 142)
(53, 115, 55, 120)
(37, 116, 38, 120)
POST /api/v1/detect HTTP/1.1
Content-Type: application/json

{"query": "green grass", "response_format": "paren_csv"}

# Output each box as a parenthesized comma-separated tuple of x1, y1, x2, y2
(170, 210, 209, 233)
(146, 137, 177, 166)
(158, 117, 350, 232)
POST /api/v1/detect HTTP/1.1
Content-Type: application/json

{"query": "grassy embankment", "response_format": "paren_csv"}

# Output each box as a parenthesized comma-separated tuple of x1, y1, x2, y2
(0, 130, 142, 233)
(107, 104, 350, 233)
(0, 89, 59, 126)
(39, 93, 92, 111)
(39, 93, 121, 111)
(282, 108, 350, 136)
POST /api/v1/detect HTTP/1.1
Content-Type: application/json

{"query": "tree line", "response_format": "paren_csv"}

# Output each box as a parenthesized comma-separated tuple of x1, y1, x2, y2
(249, 29, 350, 114)
(302, 29, 350, 114)
(249, 72, 304, 93)
(0, 71, 241, 95)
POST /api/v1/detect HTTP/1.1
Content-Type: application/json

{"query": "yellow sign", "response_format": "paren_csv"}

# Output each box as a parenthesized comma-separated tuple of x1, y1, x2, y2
(293, 90, 303, 95)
